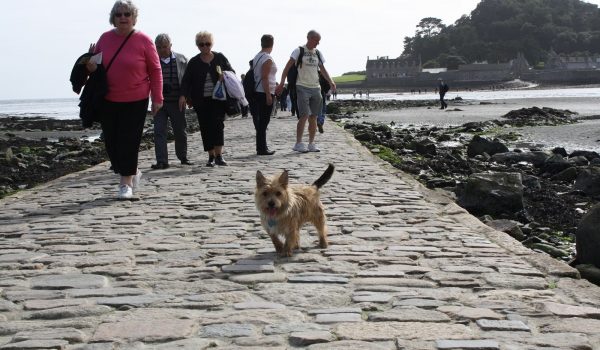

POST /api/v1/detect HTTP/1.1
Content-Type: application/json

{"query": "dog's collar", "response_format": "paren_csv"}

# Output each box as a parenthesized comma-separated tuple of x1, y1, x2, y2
(267, 218, 277, 228)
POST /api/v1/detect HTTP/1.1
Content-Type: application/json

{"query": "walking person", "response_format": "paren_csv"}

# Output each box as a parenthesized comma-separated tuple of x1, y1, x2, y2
(317, 70, 330, 134)
(279, 85, 288, 112)
(252, 34, 277, 156)
(180, 31, 234, 167)
(151, 33, 192, 170)
(86, 0, 163, 200)
(276, 30, 336, 153)
(438, 77, 449, 109)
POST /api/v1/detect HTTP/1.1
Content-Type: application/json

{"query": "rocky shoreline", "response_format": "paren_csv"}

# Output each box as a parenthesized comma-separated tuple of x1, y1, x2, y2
(0, 112, 200, 199)
(328, 99, 600, 283)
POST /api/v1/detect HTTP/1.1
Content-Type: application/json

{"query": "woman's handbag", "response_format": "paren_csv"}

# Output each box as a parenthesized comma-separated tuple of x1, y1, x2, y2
(212, 80, 227, 101)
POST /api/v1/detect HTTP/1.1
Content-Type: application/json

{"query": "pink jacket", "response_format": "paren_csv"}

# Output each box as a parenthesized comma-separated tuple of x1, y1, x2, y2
(95, 30, 163, 104)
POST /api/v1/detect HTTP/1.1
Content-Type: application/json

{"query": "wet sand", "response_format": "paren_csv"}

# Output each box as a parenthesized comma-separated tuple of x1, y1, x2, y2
(365, 96, 600, 153)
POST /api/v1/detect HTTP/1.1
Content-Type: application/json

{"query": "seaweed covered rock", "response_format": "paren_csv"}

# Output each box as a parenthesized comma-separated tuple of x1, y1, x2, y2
(576, 204, 600, 267)
(458, 172, 524, 217)
(467, 135, 509, 158)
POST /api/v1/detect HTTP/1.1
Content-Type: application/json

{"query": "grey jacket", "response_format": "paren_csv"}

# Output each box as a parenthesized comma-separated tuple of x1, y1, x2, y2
(173, 51, 188, 84)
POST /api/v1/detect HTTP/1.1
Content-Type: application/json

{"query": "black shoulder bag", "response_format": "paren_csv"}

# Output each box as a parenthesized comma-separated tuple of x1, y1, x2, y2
(78, 30, 135, 127)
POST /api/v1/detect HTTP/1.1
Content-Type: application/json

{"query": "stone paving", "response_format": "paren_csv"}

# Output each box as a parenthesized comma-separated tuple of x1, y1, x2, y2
(1, 113, 600, 350)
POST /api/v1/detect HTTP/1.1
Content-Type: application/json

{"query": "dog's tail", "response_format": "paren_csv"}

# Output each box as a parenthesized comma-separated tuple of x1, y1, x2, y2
(312, 163, 335, 189)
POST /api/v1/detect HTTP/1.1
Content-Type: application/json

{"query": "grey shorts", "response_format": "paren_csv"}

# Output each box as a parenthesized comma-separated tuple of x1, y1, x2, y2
(296, 85, 322, 118)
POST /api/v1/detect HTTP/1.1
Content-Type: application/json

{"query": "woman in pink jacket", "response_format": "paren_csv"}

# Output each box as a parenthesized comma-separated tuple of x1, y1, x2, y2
(87, 0, 163, 200)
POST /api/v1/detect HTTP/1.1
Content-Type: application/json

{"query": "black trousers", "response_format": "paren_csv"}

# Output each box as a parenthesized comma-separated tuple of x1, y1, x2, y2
(253, 92, 273, 152)
(194, 97, 225, 152)
(289, 87, 298, 116)
(101, 98, 148, 176)
(439, 93, 447, 109)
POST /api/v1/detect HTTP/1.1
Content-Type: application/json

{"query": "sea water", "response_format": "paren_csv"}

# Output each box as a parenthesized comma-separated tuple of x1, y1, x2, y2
(1, 86, 600, 120)
(0, 98, 80, 120)
(336, 86, 600, 101)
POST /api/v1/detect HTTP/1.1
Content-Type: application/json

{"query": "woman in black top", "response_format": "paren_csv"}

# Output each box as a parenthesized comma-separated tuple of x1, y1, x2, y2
(180, 31, 234, 166)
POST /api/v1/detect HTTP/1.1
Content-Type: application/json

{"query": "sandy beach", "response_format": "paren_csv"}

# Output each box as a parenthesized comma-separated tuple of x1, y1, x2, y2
(362, 96, 600, 153)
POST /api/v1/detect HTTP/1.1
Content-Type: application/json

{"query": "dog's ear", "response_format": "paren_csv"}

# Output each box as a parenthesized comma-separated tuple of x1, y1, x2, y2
(278, 170, 289, 187)
(256, 170, 267, 187)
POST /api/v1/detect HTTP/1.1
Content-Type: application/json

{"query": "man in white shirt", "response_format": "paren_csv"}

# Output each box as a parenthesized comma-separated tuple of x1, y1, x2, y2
(276, 30, 336, 153)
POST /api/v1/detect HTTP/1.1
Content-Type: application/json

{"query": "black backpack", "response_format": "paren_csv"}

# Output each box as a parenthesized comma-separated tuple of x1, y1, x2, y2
(287, 46, 322, 91)
(242, 54, 267, 110)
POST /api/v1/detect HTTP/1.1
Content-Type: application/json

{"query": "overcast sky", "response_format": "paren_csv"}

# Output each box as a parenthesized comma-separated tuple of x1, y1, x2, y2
(1, 0, 599, 100)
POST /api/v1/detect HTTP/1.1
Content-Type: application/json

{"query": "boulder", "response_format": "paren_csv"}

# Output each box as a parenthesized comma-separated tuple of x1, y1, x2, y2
(414, 139, 437, 156)
(486, 219, 526, 241)
(528, 243, 569, 258)
(354, 131, 379, 143)
(575, 204, 600, 267)
(467, 135, 509, 158)
(491, 151, 550, 167)
(568, 156, 589, 167)
(541, 154, 571, 175)
(522, 174, 541, 190)
(574, 166, 600, 196)
(551, 167, 578, 183)
(570, 150, 600, 161)
(552, 147, 568, 157)
(458, 172, 524, 217)
(576, 264, 600, 286)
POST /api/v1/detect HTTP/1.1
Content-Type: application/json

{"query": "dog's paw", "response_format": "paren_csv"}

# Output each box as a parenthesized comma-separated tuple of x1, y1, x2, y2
(319, 239, 328, 249)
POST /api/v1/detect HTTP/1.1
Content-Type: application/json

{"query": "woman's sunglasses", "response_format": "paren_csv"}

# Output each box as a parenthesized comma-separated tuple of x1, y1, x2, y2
(115, 12, 132, 17)
(197, 42, 212, 47)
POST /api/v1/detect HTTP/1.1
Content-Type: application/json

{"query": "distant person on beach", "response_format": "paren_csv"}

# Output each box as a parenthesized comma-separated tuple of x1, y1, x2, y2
(151, 33, 192, 170)
(275, 30, 336, 153)
(252, 34, 277, 156)
(438, 78, 449, 109)
(180, 31, 234, 167)
(317, 70, 331, 134)
(86, 0, 163, 200)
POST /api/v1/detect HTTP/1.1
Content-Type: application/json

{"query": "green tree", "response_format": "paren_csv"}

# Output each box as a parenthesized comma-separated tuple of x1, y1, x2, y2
(416, 17, 446, 38)
(400, 0, 600, 67)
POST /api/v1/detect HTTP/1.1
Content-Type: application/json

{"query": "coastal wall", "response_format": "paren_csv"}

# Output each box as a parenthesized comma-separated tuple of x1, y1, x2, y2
(354, 69, 600, 90)
(522, 69, 600, 84)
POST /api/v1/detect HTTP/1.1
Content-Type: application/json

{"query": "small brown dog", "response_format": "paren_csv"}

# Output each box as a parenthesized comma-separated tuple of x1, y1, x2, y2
(255, 164, 334, 257)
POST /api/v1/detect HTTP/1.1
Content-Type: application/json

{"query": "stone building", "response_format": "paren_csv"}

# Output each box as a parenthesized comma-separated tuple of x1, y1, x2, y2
(366, 56, 421, 79)
(364, 53, 531, 88)
(545, 49, 598, 70)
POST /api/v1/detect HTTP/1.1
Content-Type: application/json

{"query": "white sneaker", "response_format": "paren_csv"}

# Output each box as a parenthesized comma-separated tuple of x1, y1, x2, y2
(308, 143, 321, 152)
(293, 142, 308, 153)
(118, 184, 133, 200)
(132, 169, 142, 190)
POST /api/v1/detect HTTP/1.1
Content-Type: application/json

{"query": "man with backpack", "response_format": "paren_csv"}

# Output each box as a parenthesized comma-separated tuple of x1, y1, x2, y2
(249, 34, 278, 156)
(275, 30, 336, 153)
(438, 77, 449, 109)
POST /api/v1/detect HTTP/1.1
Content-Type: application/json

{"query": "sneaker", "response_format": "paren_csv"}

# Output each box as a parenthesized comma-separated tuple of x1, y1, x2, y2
(308, 143, 321, 152)
(293, 142, 308, 153)
(117, 184, 133, 200)
(132, 170, 142, 190)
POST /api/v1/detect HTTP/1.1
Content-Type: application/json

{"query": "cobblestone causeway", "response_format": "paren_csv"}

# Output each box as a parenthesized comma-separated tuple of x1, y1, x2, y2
(1, 113, 599, 349)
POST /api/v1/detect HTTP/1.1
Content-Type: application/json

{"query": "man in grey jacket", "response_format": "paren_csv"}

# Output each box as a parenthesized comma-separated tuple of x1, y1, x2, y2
(152, 33, 192, 169)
